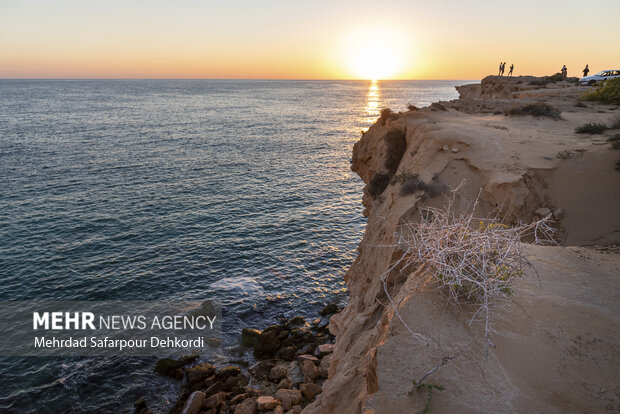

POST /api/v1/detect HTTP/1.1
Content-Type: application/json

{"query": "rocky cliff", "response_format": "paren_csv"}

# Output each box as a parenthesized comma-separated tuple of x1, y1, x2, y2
(305, 76, 620, 413)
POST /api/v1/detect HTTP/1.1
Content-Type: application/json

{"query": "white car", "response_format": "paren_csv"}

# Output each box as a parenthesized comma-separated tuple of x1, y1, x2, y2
(580, 69, 620, 85)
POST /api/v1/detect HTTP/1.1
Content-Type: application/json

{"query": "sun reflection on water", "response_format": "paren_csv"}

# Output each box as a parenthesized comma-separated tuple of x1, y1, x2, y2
(363, 80, 381, 130)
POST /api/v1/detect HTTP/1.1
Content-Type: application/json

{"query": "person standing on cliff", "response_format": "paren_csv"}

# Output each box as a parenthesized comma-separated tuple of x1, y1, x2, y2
(583, 65, 589, 77)
(508, 64, 514, 76)
(498, 62, 503, 76)
(561, 65, 567, 80)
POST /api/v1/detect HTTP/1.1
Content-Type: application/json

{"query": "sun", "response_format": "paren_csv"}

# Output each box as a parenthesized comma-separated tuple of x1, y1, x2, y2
(341, 27, 407, 80)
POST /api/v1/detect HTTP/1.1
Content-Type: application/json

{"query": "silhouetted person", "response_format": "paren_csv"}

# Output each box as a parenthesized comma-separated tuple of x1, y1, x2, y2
(508, 64, 514, 76)
(583, 65, 589, 77)
(498, 62, 503, 76)
(561, 65, 567, 81)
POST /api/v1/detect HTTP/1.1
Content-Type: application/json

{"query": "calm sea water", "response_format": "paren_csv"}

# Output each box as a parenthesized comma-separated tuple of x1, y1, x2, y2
(0, 79, 469, 413)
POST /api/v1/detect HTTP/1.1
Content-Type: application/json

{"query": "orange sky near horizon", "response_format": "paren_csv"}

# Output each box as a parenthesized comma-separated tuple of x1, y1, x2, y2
(1, 0, 618, 80)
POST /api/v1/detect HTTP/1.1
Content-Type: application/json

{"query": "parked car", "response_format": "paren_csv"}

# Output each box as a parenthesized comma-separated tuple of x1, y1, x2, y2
(580, 69, 620, 86)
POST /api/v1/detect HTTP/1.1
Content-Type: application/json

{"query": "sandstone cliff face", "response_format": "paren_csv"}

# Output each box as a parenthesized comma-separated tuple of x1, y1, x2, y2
(305, 77, 620, 413)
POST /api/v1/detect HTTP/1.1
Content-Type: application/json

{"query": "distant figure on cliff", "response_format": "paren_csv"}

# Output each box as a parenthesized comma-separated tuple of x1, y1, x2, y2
(583, 65, 590, 77)
(561, 65, 567, 80)
(508, 64, 514, 76)
(498, 62, 503, 76)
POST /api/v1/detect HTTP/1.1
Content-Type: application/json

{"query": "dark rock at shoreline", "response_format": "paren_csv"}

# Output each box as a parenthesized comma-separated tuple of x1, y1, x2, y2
(288, 315, 306, 327)
(253, 329, 281, 359)
(249, 360, 276, 381)
(166, 307, 342, 414)
(275, 345, 296, 361)
(241, 328, 261, 347)
(154, 355, 197, 379)
(185, 363, 216, 385)
(216, 365, 242, 380)
(133, 397, 152, 414)
(319, 303, 340, 316)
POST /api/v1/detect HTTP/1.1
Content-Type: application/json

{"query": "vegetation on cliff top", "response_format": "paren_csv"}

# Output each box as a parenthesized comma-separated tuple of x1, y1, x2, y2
(575, 122, 609, 134)
(581, 78, 620, 105)
(383, 189, 555, 353)
(506, 102, 561, 119)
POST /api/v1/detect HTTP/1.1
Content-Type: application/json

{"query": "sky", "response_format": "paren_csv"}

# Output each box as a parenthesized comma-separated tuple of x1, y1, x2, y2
(0, 0, 618, 79)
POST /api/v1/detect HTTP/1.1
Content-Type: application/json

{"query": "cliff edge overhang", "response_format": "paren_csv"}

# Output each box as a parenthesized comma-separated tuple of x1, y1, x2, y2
(305, 76, 620, 414)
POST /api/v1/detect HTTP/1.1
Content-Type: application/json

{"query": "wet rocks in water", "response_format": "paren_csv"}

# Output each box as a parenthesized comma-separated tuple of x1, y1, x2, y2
(132, 398, 152, 414)
(288, 315, 306, 327)
(154, 355, 197, 379)
(223, 373, 249, 392)
(216, 365, 242, 381)
(185, 363, 216, 386)
(241, 328, 261, 347)
(275, 345, 296, 361)
(167, 307, 341, 414)
(253, 329, 281, 359)
(319, 303, 340, 316)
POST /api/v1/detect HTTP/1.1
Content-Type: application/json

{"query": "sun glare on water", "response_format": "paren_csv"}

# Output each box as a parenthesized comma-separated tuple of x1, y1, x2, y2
(342, 27, 409, 80)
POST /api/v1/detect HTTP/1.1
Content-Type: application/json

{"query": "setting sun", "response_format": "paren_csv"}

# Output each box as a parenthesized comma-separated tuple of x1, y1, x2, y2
(340, 27, 411, 80)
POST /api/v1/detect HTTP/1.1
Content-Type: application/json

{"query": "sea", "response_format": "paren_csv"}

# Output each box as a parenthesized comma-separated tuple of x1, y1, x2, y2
(0, 79, 472, 413)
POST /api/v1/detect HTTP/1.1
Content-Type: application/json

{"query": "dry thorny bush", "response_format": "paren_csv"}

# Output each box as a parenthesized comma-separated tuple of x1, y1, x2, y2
(378, 187, 556, 355)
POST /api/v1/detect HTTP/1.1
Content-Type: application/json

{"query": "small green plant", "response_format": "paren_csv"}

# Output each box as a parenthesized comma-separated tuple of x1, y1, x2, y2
(547, 72, 564, 82)
(556, 150, 572, 159)
(581, 78, 620, 104)
(506, 102, 561, 119)
(575, 122, 609, 134)
(608, 134, 620, 142)
(411, 380, 445, 414)
(367, 171, 392, 199)
(611, 141, 620, 150)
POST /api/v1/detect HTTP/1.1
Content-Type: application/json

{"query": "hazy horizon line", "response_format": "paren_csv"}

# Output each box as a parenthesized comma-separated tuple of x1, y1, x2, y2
(0, 77, 481, 81)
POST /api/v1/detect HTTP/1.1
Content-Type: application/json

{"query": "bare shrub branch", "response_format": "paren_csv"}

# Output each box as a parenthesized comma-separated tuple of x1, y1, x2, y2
(389, 187, 555, 354)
